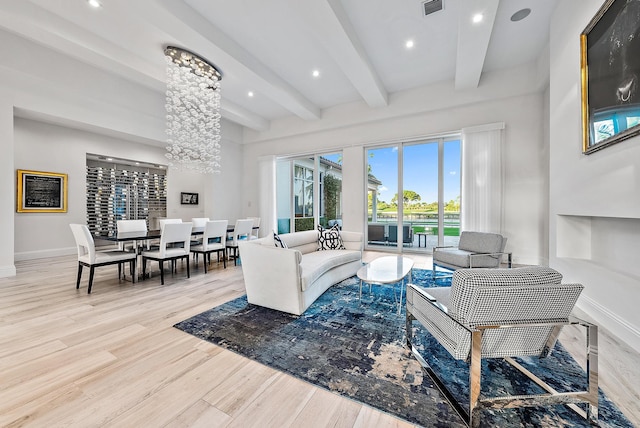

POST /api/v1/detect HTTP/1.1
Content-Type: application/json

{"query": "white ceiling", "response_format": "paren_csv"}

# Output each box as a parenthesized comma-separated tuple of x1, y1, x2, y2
(0, 0, 556, 132)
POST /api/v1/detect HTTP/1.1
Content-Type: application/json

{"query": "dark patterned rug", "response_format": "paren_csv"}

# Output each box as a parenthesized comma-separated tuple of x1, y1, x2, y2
(174, 269, 632, 427)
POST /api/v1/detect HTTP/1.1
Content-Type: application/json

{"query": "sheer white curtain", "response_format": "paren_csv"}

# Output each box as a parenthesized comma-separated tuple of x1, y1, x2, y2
(461, 123, 504, 233)
(258, 155, 277, 238)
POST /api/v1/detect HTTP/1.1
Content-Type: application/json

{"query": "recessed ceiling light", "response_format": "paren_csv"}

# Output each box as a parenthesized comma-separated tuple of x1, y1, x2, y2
(405, 39, 415, 49)
(135, 162, 140, 165)
(87, 0, 102, 8)
(248, 91, 254, 97)
(312, 69, 320, 78)
(106, 157, 113, 161)
(472, 13, 483, 23)
(510, 8, 531, 22)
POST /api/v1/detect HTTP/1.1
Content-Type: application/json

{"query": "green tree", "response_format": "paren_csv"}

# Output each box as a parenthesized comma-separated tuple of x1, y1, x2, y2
(323, 174, 341, 221)
(444, 196, 460, 212)
(391, 190, 421, 207)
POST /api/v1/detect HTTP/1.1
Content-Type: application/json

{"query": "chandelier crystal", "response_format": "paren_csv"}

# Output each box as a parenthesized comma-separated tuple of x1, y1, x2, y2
(164, 46, 222, 174)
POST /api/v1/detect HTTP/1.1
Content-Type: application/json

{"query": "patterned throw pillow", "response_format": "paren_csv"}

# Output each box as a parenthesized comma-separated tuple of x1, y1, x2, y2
(273, 231, 288, 248)
(317, 224, 345, 250)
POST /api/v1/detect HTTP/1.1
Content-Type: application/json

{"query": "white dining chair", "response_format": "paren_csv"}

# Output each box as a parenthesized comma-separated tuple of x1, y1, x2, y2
(247, 216, 261, 240)
(191, 217, 210, 229)
(70, 224, 137, 294)
(116, 219, 148, 251)
(191, 220, 228, 272)
(190, 217, 210, 245)
(159, 218, 182, 231)
(141, 222, 193, 285)
(227, 218, 254, 266)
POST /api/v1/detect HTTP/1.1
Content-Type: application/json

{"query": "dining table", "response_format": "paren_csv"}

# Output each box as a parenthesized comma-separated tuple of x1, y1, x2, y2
(94, 225, 256, 279)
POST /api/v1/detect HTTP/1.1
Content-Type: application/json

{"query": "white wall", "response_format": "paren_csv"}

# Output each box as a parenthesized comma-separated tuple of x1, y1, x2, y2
(550, 0, 640, 352)
(0, 28, 245, 268)
(13, 118, 243, 261)
(243, 91, 548, 265)
(0, 96, 15, 277)
(171, 120, 244, 224)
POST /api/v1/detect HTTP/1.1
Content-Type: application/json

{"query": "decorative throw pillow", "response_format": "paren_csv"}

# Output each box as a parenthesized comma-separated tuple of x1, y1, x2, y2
(317, 224, 345, 250)
(273, 231, 288, 248)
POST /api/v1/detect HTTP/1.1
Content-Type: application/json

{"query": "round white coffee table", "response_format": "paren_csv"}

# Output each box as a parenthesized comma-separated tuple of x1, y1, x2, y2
(357, 255, 414, 314)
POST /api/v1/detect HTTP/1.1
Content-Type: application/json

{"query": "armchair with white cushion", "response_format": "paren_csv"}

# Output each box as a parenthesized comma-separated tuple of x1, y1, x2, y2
(406, 266, 598, 427)
(433, 231, 511, 273)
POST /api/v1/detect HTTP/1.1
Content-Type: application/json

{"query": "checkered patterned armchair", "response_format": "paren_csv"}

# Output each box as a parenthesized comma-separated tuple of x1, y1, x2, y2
(406, 266, 598, 427)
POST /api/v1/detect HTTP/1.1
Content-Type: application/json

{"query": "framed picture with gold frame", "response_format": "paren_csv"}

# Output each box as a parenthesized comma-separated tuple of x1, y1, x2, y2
(581, 0, 640, 154)
(16, 170, 68, 213)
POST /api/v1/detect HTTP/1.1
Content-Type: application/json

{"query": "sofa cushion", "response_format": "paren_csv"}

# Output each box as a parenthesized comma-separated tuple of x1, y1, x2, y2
(317, 224, 345, 250)
(279, 230, 318, 254)
(300, 250, 360, 291)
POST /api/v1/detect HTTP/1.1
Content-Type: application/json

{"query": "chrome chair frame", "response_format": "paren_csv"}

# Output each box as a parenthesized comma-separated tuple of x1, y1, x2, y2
(406, 289, 599, 427)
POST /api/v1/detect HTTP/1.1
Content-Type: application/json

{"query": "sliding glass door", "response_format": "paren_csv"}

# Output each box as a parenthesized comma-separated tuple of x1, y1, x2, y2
(276, 152, 343, 234)
(366, 136, 460, 252)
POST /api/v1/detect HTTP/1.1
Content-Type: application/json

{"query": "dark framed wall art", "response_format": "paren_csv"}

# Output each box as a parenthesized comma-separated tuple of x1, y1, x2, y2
(581, 0, 640, 154)
(181, 192, 199, 205)
(16, 169, 68, 213)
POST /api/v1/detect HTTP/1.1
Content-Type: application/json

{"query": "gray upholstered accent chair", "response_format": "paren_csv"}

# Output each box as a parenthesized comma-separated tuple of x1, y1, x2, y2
(433, 231, 511, 272)
(406, 266, 598, 427)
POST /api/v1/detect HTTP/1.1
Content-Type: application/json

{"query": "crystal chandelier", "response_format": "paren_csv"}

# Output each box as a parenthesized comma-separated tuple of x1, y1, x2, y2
(164, 46, 222, 174)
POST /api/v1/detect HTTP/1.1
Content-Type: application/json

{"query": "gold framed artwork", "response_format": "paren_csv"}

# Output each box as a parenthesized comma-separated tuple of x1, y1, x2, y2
(581, 0, 640, 154)
(16, 170, 68, 213)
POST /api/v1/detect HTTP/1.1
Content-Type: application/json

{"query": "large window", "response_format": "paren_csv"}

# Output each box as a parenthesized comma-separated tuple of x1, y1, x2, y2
(294, 164, 314, 218)
(366, 136, 461, 252)
(277, 152, 342, 233)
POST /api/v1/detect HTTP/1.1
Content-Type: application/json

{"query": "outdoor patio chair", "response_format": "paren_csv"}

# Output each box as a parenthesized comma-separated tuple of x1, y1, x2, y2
(406, 266, 598, 427)
(388, 224, 413, 246)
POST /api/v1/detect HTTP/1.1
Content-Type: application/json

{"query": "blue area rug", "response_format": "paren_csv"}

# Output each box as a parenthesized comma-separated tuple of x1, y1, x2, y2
(174, 269, 632, 427)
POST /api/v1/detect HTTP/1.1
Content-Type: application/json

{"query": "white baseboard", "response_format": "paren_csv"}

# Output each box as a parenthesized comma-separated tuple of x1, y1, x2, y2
(14, 247, 76, 262)
(0, 264, 16, 278)
(576, 294, 640, 354)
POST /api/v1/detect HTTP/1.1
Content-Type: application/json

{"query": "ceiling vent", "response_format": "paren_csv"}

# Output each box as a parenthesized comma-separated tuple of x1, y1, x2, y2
(422, 0, 443, 17)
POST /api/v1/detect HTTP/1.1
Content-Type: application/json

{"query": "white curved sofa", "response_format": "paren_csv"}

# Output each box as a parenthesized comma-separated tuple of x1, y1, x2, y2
(238, 229, 363, 315)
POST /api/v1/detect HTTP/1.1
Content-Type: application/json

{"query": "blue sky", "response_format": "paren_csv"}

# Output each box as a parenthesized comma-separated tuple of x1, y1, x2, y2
(322, 141, 460, 205)
(367, 141, 461, 204)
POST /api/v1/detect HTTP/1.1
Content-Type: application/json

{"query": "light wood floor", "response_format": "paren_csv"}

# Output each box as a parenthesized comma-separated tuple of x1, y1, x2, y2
(0, 252, 638, 427)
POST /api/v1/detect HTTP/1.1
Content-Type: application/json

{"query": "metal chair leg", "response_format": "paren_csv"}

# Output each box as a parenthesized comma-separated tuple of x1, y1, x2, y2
(88, 267, 96, 294)
(76, 263, 83, 289)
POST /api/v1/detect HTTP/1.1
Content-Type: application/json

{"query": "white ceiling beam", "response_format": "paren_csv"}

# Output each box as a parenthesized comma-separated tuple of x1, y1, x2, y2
(0, 1, 163, 91)
(146, 0, 320, 121)
(0, 1, 269, 132)
(455, 0, 500, 90)
(221, 99, 269, 132)
(289, 0, 388, 108)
